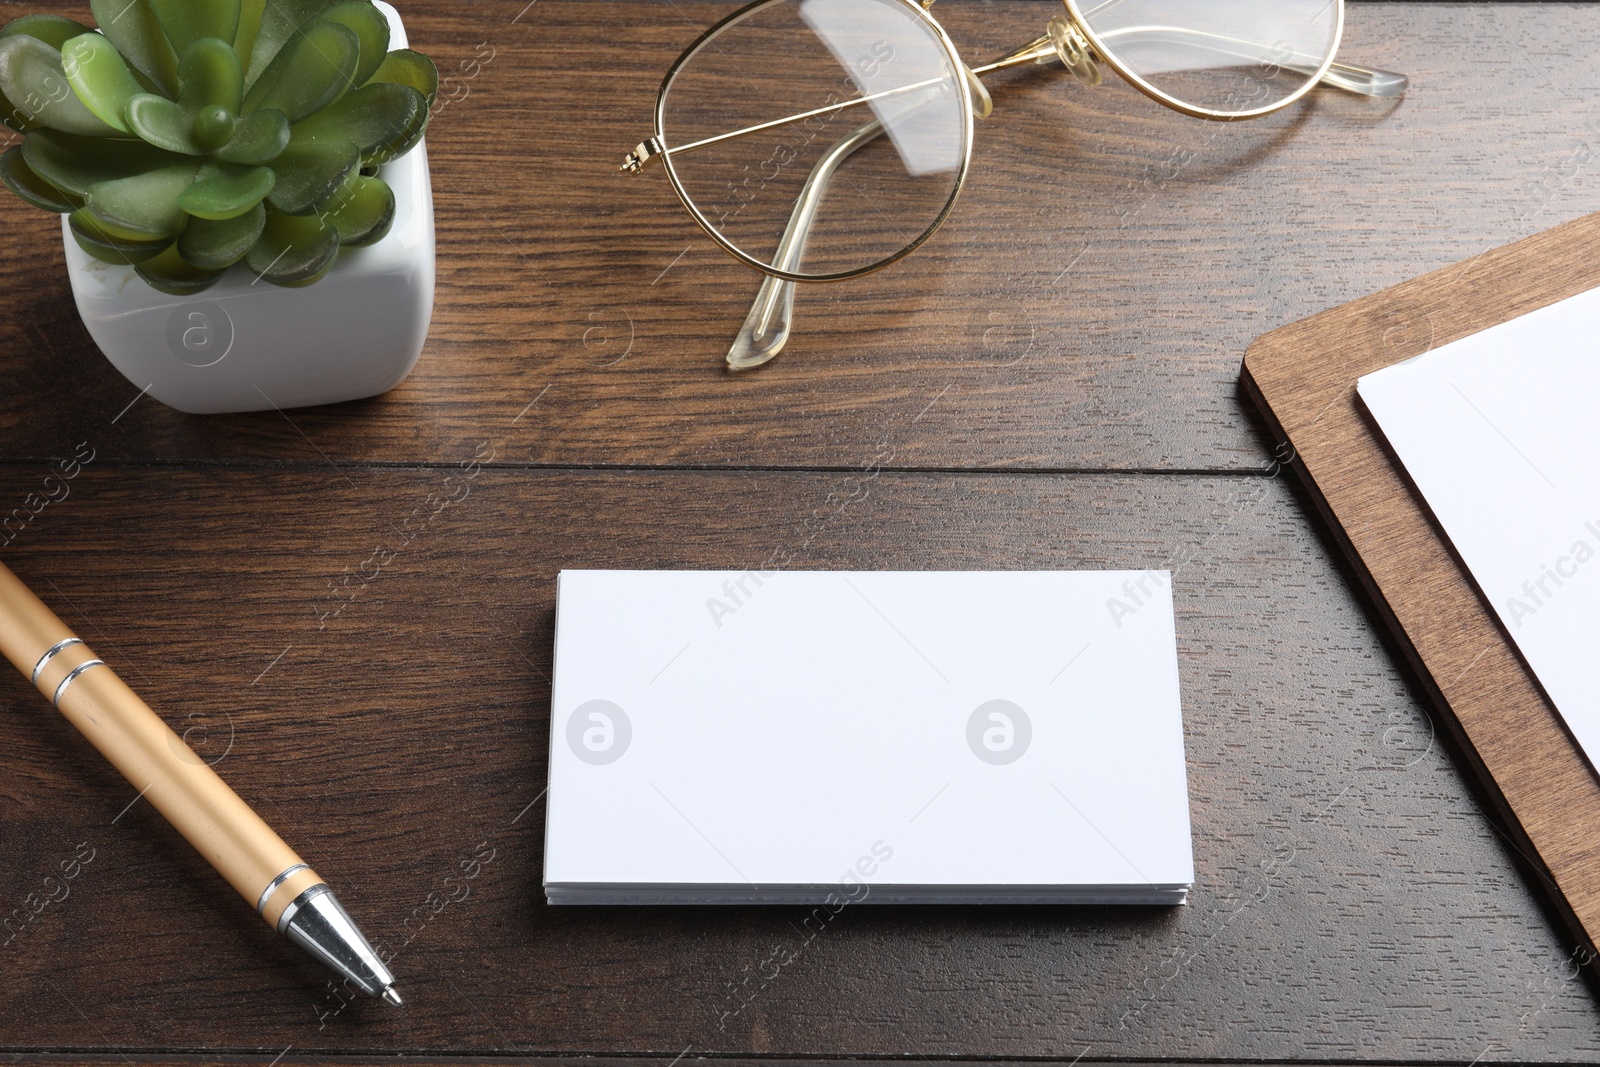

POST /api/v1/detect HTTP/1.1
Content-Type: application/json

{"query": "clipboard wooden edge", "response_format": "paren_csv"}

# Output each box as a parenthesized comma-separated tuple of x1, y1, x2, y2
(1241, 209, 1600, 961)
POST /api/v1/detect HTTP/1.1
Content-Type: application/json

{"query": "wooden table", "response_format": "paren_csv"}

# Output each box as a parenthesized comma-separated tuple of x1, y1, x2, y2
(3, 1, 1599, 1062)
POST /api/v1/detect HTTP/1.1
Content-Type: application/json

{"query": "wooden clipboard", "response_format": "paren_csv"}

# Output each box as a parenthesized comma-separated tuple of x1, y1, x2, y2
(1241, 211, 1600, 956)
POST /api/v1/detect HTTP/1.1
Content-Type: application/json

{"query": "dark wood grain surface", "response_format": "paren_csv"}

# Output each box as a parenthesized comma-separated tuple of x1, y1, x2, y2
(2, 0, 1600, 1063)
(1, 468, 1598, 1061)
(1, 1, 1597, 472)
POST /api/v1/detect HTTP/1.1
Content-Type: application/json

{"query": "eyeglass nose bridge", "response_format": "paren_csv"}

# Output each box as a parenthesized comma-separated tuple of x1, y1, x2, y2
(1046, 15, 1101, 87)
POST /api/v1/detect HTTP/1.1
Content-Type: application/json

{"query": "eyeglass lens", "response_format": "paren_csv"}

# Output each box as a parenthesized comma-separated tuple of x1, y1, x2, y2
(660, 0, 970, 280)
(1071, 0, 1341, 115)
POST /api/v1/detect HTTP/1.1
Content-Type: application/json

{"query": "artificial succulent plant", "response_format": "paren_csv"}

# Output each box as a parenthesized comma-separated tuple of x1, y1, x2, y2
(0, 0, 437, 293)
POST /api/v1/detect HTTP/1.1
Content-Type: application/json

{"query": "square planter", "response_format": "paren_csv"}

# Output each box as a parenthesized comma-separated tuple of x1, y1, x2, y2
(61, 1, 435, 415)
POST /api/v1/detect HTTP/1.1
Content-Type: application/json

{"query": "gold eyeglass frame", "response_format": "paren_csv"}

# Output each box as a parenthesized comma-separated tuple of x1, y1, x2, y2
(623, 0, 1384, 283)
(622, 0, 1407, 369)
(631, 0, 976, 284)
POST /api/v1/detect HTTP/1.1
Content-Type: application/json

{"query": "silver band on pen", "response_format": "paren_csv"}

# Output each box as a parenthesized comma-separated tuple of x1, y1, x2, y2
(52, 659, 105, 707)
(32, 636, 84, 686)
(257, 862, 311, 916)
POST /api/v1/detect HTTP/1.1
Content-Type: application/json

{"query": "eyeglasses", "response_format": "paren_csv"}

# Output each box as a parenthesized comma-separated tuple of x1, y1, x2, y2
(623, 0, 1407, 369)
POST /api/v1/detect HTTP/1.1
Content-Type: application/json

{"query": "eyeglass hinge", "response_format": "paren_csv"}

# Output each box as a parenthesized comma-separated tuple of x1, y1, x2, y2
(621, 137, 665, 174)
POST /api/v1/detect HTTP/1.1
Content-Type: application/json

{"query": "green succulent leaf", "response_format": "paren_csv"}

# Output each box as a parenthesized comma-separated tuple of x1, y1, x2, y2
(1, 16, 96, 133)
(315, 1, 388, 90)
(136, 240, 223, 293)
(211, 106, 287, 163)
(0, 0, 421, 292)
(363, 99, 427, 166)
(193, 103, 234, 149)
(89, 0, 179, 98)
(83, 158, 199, 237)
(124, 40, 248, 154)
(1, 15, 98, 50)
(315, 169, 392, 246)
(60, 33, 143, 133)
(176, 36, 242, 113)
(266, 138, 356, 214)
(247, 205, 337, 285)
(291, 81, 419, 151)
(150, 0, 240, 60)
(75, 204, 173, 244)
(125, 92, 201, 153)
(177, 159, 272, 219)
(177, 199, 262, 267)
(243, 20, 358, 122)
(69, 207, 172, 262)
(366, 48, 436, 107)
(242, 0, 332, 87)
(1, 86, 24, 133)
(232, 0, 266, 77)
(21, 127, 184, 195)
(0, 143, 80, 211)
(0, 35, 122, 135)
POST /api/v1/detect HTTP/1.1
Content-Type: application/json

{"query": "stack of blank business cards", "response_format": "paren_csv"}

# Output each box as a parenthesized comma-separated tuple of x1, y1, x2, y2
(544, 570, 1193, 905)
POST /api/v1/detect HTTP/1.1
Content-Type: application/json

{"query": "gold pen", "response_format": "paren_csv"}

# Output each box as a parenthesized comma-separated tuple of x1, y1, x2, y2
(0, 559, 400, 1004)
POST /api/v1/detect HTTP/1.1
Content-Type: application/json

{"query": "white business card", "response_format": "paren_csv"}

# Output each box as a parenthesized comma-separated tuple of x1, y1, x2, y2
(545, 570, 1193, 904)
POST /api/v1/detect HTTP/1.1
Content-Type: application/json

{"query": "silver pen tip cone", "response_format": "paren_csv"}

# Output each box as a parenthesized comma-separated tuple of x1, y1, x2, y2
(382, 986, 403, 1007)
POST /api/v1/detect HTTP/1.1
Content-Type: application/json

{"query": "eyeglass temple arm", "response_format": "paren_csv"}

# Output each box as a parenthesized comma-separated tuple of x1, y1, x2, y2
(724, 34, 1406, 369)
(727, 115, 887, 369)
(623, 79, 940, 173)
(1316, 59, 1407, 98)
(970, 32, 1406, 96)
(713, 21, 1413, 369)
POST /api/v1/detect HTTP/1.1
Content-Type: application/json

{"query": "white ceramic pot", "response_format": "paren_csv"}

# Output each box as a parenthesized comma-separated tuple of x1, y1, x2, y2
(60, 1, 435, 415)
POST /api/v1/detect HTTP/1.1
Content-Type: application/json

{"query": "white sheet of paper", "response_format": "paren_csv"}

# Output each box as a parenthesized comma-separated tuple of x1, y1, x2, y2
(545, 570, 1193, 903)
(1358, 287, 1600, 758)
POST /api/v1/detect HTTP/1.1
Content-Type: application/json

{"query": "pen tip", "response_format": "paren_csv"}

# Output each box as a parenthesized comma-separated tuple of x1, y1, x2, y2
(382, 986, 403, 1007)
